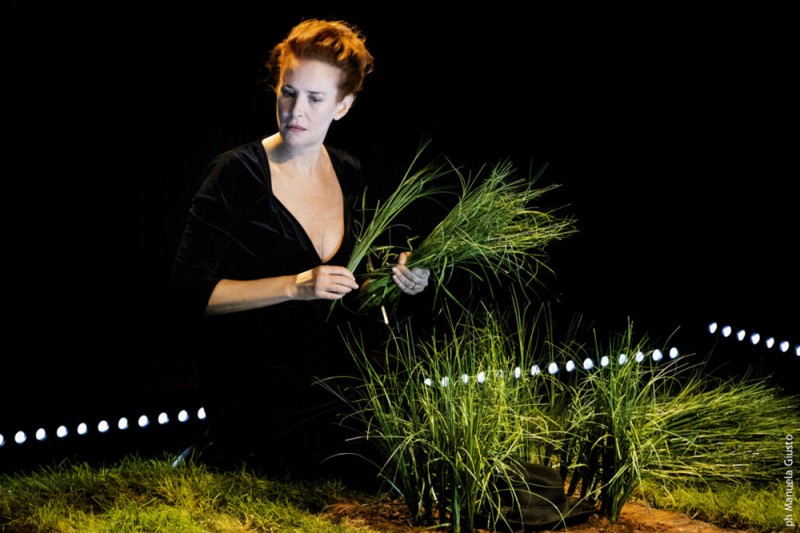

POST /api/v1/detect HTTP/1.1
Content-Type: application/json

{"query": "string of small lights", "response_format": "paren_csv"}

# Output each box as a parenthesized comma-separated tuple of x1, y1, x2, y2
(1, 322, 795, 456)
(707, 321, 799, 356)
(0, 407, 206, 452)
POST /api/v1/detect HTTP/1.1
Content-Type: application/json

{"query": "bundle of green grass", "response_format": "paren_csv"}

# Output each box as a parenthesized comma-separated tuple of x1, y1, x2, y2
(347, 143, 577, 313)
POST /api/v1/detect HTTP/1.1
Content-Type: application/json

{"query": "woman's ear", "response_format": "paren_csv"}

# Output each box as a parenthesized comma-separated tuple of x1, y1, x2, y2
(334, 94, 355, 121)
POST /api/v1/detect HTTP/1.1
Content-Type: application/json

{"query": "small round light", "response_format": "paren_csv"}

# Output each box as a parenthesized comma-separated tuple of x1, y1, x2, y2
(600, 356, 610, 367)
(583, 358, 594, 370)
(547, 362, 559, 374)
(565, 360, 575, 372)
(652, 350, 663, 361)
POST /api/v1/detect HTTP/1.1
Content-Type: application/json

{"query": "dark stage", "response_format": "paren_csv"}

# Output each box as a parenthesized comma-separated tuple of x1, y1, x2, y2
(2, 4, 796, 469)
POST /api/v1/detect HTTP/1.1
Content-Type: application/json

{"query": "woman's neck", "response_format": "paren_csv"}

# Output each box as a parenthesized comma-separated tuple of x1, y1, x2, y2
(263, 133, 328, 181)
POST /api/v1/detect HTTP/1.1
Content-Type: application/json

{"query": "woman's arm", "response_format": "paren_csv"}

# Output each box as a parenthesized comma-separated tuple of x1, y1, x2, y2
(206, 265, 359, 315)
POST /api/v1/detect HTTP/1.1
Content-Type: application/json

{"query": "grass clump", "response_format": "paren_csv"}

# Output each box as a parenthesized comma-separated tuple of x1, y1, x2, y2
(355, 158, 576, 313)
(329, 294, 800, 529)
(345, 139, 453, 279)
(638, 479, 799, 532)
(331, 301, 579, 531)
(556, 324, 800, 524)
(0, 455, 381, 532)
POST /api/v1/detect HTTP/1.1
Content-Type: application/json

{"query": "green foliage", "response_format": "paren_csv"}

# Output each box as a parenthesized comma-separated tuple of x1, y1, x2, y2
(639, 479, 800, 532)
(335, 143, 798, 529)
(0, 456, 370, 532)
(331, 301, 578, 530)
(556, 325, 800, 524)
(331, 297, 800, 529)
(345, 138, 453, 277)
(355, 157, 576, 313)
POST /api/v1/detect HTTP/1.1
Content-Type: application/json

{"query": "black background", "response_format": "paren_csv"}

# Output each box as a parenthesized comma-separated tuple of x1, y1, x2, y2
(3, 3, 797, 441)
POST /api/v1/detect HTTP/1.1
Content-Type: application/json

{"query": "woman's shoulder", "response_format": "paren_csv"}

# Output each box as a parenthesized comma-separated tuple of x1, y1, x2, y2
(209, 140, 268, 170)
(326, 144, 364, 195)
(198, 140, 270, 204)
(326, 144, 362, 173)
(203, 141, 270, 184)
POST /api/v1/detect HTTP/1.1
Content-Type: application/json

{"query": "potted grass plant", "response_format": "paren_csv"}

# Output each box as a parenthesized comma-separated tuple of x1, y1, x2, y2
(327, 299, 580, 531)
(556, 325, 800, 523)
(327, 298, 800, 528)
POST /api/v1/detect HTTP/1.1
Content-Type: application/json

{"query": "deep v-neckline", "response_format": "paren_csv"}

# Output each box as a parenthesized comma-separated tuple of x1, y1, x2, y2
(262, 146, 345, 264)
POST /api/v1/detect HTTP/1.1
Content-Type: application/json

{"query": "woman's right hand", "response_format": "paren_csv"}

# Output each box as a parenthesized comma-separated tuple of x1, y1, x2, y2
(294, 265, 359, 300)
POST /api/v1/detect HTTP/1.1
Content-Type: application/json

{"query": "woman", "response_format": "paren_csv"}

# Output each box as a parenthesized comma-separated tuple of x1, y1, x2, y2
(171, 19, 429, 479)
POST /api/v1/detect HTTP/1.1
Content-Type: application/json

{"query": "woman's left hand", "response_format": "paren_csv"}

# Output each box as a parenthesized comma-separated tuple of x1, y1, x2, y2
(392, 251, 430, 295)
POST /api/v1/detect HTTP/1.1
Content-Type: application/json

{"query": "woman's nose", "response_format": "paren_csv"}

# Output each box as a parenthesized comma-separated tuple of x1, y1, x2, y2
(290, 97, 305, 117)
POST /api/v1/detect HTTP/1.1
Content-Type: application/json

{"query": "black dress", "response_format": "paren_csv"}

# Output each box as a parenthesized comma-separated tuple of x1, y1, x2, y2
(171, 140, 370, 477)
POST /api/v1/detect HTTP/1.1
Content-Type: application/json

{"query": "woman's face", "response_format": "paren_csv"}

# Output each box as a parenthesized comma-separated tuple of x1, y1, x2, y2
(276, 56, 353, 149)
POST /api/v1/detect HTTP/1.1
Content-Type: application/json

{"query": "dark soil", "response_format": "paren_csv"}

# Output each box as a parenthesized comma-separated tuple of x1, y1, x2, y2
(323, 496, 752, 532)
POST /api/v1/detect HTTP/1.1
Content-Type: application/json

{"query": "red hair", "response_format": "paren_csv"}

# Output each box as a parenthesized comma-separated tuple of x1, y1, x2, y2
(266, 19, 374, 99)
